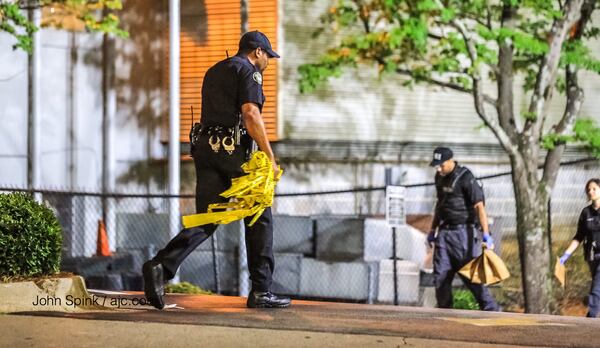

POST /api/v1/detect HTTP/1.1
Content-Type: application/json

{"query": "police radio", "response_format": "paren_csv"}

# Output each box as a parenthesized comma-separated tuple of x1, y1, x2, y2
(189, 106, 201, 153)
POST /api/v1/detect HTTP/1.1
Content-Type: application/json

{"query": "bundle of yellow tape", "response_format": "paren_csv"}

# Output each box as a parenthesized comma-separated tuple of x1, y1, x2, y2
(182, 151, 282, 228)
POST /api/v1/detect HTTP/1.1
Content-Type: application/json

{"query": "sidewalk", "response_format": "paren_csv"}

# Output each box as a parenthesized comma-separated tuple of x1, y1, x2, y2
(0, 315, 519, 348)
(5, 292, 600, 347)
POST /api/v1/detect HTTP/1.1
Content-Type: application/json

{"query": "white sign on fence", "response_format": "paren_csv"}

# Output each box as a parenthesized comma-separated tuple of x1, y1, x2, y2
(386, 185, 406, 227)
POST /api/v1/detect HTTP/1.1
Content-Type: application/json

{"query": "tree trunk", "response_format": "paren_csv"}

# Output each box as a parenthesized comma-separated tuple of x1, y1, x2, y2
(510, 155, 555, 314)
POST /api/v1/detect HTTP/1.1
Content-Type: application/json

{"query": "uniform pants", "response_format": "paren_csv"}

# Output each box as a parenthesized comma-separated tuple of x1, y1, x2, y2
(433, 225, 499, 311)
(587, 259, 600, 317)
(152, 134, 274, 292)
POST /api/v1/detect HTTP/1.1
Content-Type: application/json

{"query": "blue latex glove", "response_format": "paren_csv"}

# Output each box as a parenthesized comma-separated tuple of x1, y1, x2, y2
(427, 230, 436, 248)
(560, 253, 571, 265)
(482, 233, 494, 250)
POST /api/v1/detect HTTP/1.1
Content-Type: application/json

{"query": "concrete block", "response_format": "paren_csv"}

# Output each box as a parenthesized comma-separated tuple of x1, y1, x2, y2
(394, 225, 428, 268)
(195, 215, 314, 254)
(314, 216, 365, 261)
(115, 247, 155, 274)
(299, 258, 377, 301)
(314, 216, 428, 265)
(271, 253, 303, 295)
(85, 273, 123, 291)
(60, 253, 135, 277)
(0, 276, 102, 312)
(419, 269, 435, 287)
(377, 260, 420, 304)
(419, 286, 437, 308)
(179, 250, 236, 293)
(121, 272, 143, 291)
(273, 215, 313, 254)
(363, 218, 392, 261)
(116, 213, 170, 249)
(196, 220, 242, 252)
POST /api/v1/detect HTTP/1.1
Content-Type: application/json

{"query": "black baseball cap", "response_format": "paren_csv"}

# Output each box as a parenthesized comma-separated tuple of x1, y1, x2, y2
(430, 147, 453, 166)
(239, 30, 280, 58)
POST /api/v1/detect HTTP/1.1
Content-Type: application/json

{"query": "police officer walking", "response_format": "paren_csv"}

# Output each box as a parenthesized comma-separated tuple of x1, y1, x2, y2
(427, 147, 499, 311)
(559, 178, 600, 318)
(142, 30, 291, 309)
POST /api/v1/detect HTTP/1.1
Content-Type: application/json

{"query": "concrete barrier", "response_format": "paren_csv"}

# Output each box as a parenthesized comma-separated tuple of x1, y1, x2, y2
(299, 258, 377, 301)
(180, 250, 236, 293)
(377, 260, 420, 304)
(0, 276, 104, 313)
(272, 253, 303, 295)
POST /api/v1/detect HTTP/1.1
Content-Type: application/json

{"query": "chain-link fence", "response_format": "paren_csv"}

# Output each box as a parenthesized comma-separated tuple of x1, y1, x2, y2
(2, 158, 598, 312)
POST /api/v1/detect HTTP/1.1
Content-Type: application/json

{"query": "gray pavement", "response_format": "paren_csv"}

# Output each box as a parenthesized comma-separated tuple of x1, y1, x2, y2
(0, 315, 521, 348)
(5, 292, 600, 347)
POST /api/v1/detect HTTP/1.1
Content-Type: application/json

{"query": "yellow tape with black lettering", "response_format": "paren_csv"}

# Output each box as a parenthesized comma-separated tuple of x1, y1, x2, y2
(182, 151, 282, 228)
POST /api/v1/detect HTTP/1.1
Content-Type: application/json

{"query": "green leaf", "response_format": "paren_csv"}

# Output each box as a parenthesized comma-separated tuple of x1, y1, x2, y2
(522, 111, 537, 121)
(560, 41, 600, 73)
(416, 0, 440, 12)
(542, 133, 574, 150)
(0, 0, 128, 54)
(574, 118, 600, 158)
(440, 8, 456, 23)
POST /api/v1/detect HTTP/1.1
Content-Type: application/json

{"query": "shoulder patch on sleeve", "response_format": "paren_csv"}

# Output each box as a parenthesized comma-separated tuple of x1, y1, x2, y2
(252, 72, 263, 85)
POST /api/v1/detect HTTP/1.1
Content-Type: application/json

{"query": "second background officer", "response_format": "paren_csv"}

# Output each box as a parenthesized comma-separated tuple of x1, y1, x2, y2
(428, 147, 500, 311)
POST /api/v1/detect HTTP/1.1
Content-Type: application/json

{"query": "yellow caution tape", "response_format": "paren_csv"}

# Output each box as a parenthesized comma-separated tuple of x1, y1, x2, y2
(182, 151, 282, 228)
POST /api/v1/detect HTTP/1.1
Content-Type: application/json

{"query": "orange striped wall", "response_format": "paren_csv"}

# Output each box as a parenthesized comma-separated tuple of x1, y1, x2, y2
(178, 0, 278, 142)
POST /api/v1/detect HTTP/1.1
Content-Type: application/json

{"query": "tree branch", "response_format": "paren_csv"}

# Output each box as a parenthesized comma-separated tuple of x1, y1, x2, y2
(486, 2, 493, 30)
(541, 0, 596, 191)
(541, 65, 583, 191)
(450, 16, 517, 156)
(464, 14, 490, 29)
(428, 33, 445, 41)
(353, 0, 371, 34)
(497, 4, 519, 143)
(524, 0, 584, 141)
(394, 68, 497, 106)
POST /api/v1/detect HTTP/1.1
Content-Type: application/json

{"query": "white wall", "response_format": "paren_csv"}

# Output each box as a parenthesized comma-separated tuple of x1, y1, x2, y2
(0, 0, 169, 193)
(0, 30, 105, 190)
(279, 1, 600, 143)
(0, 33, 28, 187)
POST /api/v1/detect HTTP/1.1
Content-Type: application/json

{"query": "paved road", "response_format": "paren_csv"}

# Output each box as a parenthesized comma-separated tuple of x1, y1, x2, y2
(6, 292, 600, 347)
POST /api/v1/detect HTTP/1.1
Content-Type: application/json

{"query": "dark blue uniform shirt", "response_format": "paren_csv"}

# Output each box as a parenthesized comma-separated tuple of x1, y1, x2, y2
(574, 205, 600, 258)
(201, 54, 265, 127)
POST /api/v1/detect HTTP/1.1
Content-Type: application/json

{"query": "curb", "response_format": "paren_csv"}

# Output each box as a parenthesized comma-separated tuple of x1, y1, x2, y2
(0, 275, 105, 313)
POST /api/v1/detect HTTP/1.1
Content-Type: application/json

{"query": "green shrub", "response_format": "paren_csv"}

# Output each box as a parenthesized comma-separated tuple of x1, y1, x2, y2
(0, 192, 62, 278)
(453, 289, 480, 310)
(165, 281, 212, 295)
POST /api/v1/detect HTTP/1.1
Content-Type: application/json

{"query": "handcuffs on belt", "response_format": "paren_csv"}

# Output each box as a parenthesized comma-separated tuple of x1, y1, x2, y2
(190, 123, 245, 155)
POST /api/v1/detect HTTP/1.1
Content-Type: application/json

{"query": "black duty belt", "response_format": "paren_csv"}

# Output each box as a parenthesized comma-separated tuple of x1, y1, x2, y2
(199, 125, 242, 135)
(440, 223, 476, 230)
(190, 123, 248, 155)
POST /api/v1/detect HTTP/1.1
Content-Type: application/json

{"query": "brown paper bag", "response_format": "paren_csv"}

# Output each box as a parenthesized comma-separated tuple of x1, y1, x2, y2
(554, 257, 566, 288)
(459, 246, 510, 285)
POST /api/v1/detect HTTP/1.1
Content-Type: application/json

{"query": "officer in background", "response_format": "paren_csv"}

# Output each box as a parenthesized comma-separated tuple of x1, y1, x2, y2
(143, 30, 291, 309)
(559, 178, 600, 317)
(427, 147, 499, 311)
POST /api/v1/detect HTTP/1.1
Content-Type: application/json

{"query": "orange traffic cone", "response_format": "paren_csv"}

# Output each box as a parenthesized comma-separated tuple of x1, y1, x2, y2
(96, 219, 112, 256)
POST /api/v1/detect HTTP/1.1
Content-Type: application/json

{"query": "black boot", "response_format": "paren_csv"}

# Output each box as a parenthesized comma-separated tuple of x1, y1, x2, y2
(247, 291, 291, 308)
(142, 260, 165, 309)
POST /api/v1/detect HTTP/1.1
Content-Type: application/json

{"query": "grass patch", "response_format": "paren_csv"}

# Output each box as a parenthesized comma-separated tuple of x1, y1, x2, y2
(496, 233, 590, 314)
(453, 289, 480, 310)
(165, 281, 212, 295)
